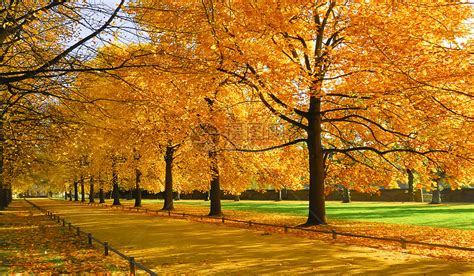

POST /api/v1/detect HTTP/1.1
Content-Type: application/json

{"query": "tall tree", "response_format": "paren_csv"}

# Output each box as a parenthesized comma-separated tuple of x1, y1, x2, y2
(134, 1, 473, 225)
(0, 0, 127, 208)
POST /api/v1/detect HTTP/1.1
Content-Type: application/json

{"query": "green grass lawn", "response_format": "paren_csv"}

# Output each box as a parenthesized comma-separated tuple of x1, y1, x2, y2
(168, 200, 474, 230)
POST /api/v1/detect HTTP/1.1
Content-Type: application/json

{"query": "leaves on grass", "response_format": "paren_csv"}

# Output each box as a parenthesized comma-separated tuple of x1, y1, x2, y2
(132, 202, 474, 263)
(0, 205, 128, 273)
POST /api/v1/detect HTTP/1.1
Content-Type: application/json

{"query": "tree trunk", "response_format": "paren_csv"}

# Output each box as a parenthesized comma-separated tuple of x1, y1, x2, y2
(234, 194, 240, 201)
(431, 182, 442, 204)
(162, 146, 175, 211)
(276, 190, 282, 201)
(112, 159, 121, 206)
(0, 120, 5, 210)
(305, 96, 326, 225)
(89, 176, 95, 203)
(0, 188, 5, 210)
(134, 168, 142, 207)
(74, 180, 79, 201)
(69, 189, 72, 201)
(204, 191, 210, 201)
(0, 188, 6, 209)
(175, 192, 181, 201)
(342, 187, 351, 203)
(99, 188, 105, 203)
(80, 176, 85, 202)
(64, 191, 68, 200)
(7, 187, 11, 205)
(407, 168, 415, 202)
(208, 150, 223, 217)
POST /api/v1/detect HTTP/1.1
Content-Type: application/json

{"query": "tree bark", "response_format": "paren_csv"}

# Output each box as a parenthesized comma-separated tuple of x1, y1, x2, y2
(407, 168, 415, 202)
(305, 96, 326, 225)
(7, 187, 11, 205)
(69, 189, 72, 201)
(89, 176, 95, 203)
(64, 191, 68, 200)
(74, 180, 79, 201)
(0, 120, 5, 210)
(0, 188, 5, 210)
(162, 145, 175, 211)
(111, 158, 121, 206)
(208, 150, 223, 217)
(134, 168, 142, 207)
(80, 175, 85, 202)
(342, 187, 351, 203)
(99, 188, 105, 203)
(0, 188, 6, 209)
(431, 182, 442, 204)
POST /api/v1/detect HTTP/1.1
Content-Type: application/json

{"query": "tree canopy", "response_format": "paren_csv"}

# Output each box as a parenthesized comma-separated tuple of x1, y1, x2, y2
(2, 1, 472, 225)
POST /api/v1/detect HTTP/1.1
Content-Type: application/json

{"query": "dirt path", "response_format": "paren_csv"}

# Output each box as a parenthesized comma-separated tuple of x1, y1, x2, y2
(31, 199, 474, 275)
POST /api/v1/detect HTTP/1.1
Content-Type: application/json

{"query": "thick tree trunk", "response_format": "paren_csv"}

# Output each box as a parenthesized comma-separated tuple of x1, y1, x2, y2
(89, 176, 95, 203)
(162, 146, 175, 211)
(0, 188, 5, 210)
(99, 188, 105, 203)
(2, 188, 7, 208)
(112, 183, 120, 205)
(7, 187, 11, 205)
(407, 168, 415, 202)
(342, 187, 351, 203)
(80, 176, 85, 202)
(134, 168, 142, 207)
(74, 180, 79, 201)
(112, 159, 121, 206)
(305, 96, 326, 225)
(0, 121, 5, 210)
(208, 150, 223, 217)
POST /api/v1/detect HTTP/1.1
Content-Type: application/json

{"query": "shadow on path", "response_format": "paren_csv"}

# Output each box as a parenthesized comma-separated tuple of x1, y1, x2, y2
(31, 199, 474, 275)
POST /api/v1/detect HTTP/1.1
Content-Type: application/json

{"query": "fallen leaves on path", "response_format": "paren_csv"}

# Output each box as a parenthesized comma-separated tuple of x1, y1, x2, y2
(96, 201, 473, 263)
(0, 203, 128, 274)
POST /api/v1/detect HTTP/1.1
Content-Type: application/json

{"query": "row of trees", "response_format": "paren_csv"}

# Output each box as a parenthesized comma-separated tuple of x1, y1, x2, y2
(0, 0, 130, 209)
(2, 1, 472, 225)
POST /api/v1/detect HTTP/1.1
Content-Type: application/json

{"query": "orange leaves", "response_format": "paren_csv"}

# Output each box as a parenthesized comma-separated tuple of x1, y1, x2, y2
(1, 203, 128, 273)
(171, 202, 474, 263)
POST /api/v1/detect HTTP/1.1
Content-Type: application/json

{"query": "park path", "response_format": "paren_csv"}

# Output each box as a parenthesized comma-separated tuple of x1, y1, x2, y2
(30, 199, 474, 275)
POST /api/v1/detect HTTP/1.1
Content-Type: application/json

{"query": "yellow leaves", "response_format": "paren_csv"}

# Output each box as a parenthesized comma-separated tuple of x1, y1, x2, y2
(1, 204, 128, 273)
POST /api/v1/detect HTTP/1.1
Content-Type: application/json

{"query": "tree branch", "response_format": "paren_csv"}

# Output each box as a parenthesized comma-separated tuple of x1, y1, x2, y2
(228, 138, 306, 153)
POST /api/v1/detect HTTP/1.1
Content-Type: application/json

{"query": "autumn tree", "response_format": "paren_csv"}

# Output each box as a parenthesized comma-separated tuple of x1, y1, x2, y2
(133, 1, 473, 225)
(0, 0, 131, 209)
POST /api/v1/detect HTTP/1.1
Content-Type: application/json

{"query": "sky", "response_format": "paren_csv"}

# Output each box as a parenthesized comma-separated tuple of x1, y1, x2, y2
(74, 0, 146, 51)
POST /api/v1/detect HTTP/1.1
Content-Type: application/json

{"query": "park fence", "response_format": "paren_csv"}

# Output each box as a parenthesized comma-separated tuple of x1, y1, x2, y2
(24, 199, 157, 276)
(76, 200, 474, 253)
